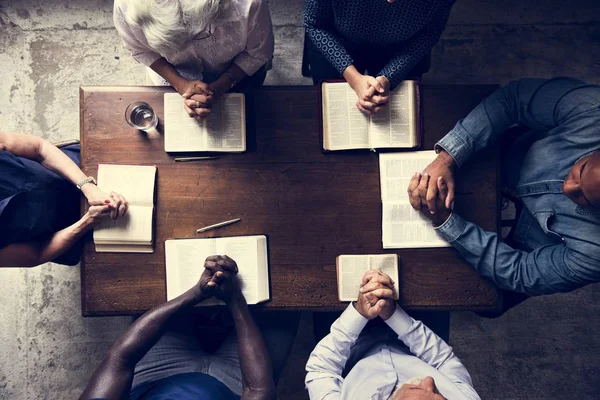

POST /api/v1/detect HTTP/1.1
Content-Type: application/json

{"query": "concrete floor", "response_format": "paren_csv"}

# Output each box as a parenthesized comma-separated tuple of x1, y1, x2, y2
(0, 0, 599, 399)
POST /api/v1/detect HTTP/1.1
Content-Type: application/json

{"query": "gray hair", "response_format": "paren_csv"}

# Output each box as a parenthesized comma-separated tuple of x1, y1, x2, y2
(121, 0, 221, 54)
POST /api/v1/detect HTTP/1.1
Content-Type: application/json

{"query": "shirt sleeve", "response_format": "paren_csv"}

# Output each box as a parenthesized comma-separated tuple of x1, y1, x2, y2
(113, 4, 162, 67)
(384, 307, 481, 400)
(304, 0, 354, 75)
(434, 213, 597, 295)
(233, 0, 275, 76)
(378, 2, 453, 90)
(436, 77, 591, 168)
(305, 304, 368, 400)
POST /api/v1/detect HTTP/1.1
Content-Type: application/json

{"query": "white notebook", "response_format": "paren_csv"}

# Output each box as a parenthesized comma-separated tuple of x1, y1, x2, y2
(379, 151, 450, 249)
(164, 93, 246, 153)
(93, 164, 157, 253)
(336, 254, 400, 302)
(165, 235, 269, 305)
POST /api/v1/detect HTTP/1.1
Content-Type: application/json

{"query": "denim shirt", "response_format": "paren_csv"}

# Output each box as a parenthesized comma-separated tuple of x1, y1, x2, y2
(434, 78, 600, 295)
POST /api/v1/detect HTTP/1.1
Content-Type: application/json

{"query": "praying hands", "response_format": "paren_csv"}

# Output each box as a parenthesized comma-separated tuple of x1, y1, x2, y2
(407, 171, 453, 227)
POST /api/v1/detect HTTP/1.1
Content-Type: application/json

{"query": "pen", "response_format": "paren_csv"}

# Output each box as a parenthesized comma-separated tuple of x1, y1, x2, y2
(175, 156, 219, 162)
(196, 218, 241, 233)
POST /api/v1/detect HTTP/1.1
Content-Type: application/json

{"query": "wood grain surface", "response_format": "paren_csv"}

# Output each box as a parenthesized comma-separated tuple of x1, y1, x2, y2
(80, 85, 501, 316)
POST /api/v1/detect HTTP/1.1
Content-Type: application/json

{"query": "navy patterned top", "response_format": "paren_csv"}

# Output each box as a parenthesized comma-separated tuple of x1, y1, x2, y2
(304, 0, 455, 89)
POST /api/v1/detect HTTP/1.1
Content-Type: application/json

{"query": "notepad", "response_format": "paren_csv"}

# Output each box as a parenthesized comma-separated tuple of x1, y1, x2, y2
(321, 80, 421, 151)
(165, 235, 269, 305)
(336, 254, 400, 302)
(164, 93, 246, 153)
(379, 151, 451, 249)
(93, 164, 157, 253)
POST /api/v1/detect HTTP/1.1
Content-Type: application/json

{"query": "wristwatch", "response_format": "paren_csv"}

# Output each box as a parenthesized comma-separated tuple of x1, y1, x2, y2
(76, 176, 97, 190)
(223, 71, 236, 89)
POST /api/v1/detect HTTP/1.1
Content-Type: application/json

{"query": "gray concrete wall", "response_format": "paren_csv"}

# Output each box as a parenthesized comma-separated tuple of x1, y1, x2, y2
(0, 1, 599, 399)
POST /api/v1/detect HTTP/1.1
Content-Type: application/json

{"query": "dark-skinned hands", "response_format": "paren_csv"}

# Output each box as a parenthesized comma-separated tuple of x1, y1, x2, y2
(354, 270, 397, 320)
(196, 255, 242, 304)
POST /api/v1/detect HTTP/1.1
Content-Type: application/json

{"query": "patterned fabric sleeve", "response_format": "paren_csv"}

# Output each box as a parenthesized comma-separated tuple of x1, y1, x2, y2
(304, 0, 354, 75)
(379, 3, 453, 89)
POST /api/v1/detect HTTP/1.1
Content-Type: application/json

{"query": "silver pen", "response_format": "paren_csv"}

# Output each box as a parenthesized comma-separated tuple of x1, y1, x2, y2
(196, 218, 241, 233)
(175, 156, 219, 162)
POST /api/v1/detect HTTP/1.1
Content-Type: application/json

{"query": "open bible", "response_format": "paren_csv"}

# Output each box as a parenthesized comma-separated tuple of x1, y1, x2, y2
(93, 164, 157, 253)
(165, 235, 269, 305)
(321, 80, 420, 151)
(379, 151, 450, 249)
(164, 93, 246, 153)
(336, 254, 400, 302)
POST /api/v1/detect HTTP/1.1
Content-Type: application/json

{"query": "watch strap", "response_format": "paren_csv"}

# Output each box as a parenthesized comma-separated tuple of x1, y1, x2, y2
(76, 176, 96, 190)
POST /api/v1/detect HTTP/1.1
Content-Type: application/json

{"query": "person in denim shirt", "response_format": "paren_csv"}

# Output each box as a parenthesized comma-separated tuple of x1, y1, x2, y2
(406, 77, 600, 297)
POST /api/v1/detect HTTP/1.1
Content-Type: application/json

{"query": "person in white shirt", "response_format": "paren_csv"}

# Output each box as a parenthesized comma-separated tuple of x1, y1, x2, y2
(306, 270, 480, 400)
(114, 0, 274, 118)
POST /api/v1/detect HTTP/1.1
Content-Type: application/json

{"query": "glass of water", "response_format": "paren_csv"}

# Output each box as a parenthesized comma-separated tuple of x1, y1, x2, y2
(125, 101, 159, 134)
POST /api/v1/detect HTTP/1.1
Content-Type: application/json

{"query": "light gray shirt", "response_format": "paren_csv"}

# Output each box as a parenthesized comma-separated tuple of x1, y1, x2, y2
(305, 304, 480, 400)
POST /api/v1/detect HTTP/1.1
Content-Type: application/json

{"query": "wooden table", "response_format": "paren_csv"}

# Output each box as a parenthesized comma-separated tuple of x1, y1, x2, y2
(80, 85, 501, 316)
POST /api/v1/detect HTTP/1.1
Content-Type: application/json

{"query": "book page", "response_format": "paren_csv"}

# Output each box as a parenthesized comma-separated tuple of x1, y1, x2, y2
(165, 238, 218, 300)
(205, 94, 246, 152)
(93, 205, 153, 244)
(164, 93, 208, 152)
(337, 255, 369, 301)
(97, 164, 156, 207)
(368, 254, 399, 299)
(216, 236, 260, 304)
(370, 81, 416, 148)
(323, 82, 369, 150)
(379, 151, 437, 201)
(382, 201, 449, 248)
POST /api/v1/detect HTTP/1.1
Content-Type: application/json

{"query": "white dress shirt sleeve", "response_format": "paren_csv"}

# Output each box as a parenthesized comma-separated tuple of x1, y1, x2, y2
(385, 307, 481, 399)
(233, 0, 275, 76)
(113, 3, 162, 67)
(305, 304, 368, 400)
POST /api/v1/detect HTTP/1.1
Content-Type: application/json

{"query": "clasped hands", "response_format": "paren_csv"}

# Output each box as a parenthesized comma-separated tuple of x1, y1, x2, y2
(82, 184, 129, 223)
(195, 255, 243, 304)
(354, 269, 397, 320)
(349, 74, 391, 115)
(407, 150, 457, 227)
(179, 78, 229, 119)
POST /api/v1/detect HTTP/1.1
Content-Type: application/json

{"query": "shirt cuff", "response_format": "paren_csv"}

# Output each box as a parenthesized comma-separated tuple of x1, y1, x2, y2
(338, 304, 369, 337)
(132, 51, 162, 67)
(435, 127, 474, 168)
(233, 52, 268, 77)
(434, 212, 467, 243)
(384, 307, 414, 336)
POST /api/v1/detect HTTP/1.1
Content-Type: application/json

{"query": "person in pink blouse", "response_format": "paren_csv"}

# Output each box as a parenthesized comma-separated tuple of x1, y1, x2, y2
(114, 0, 274, 118)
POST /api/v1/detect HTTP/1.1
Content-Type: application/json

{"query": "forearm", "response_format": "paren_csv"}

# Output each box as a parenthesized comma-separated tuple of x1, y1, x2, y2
(434, 213, 589, 295)
(212, 64, 248, 95)
(149, 57, 188, 94)
(0, 131, 87, 187)
(436, 78, 553, 168)
(305, 304, 367, 399)
(0, 213, 94, 267)
(229, 296, 276, 400)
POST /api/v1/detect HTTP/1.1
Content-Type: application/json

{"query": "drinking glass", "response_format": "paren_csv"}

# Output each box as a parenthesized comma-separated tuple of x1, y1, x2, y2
(125, 101, 159, 134)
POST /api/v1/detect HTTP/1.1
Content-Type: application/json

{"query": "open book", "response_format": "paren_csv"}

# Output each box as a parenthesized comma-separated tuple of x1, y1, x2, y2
(379, 151, 450, 249)
(93, 164, 157, 253)
(336, 254, 400, 302)
(164, 93, 246, 152)
(321, 80, 420, 151)
(165, 235, 269, 305)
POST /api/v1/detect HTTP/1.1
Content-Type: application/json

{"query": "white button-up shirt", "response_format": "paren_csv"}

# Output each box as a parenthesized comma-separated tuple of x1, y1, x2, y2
(113, 0, 274, 83)
(306, 305, 481, 400)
